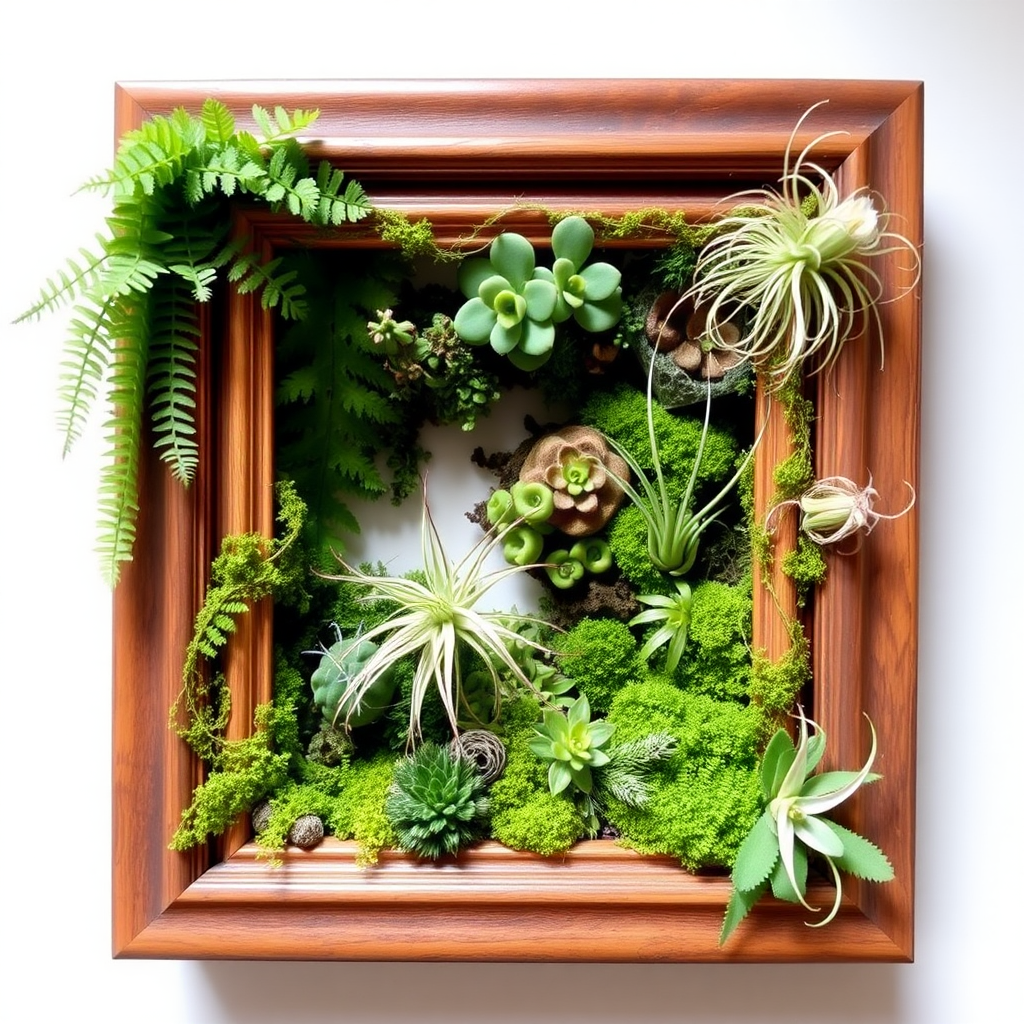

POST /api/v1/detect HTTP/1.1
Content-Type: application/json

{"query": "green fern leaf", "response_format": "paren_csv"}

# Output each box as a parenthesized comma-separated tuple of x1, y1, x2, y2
(57, 297, 116, 456)
(14, 240, 108, 322)
(228, 253, 307, 320)
(201, 98, 235, 145)
(168, 263, 217, 302)
(148, 279, 200, 482)
(341, 178, 372, 223)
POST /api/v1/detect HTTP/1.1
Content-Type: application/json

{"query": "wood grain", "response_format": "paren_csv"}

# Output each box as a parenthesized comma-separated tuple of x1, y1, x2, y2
(111, 79, 922, 961)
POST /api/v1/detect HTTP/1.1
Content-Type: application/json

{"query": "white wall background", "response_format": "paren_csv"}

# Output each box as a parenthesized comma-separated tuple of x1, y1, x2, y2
(2, 2, 1021, 1021)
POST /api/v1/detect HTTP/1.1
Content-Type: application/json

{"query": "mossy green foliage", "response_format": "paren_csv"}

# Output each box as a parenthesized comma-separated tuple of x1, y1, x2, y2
(781, 536, 828, 608)
(580, 385, 739, 501)
(554, 617, 641, 715)
(607, 504, 672, 594)
(170, 703, 290, 850)
(327, 752, 398, 866)
(488, 695, 588, 854)
(275, 250, 427, 562)
(604, 680, 761, 870)
(373, 209, 462, 263)
(749, 630, 812, 738)
(676, 580, 753, 702)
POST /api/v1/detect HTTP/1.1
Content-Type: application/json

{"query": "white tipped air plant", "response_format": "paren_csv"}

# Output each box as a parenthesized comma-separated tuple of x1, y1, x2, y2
(322, 497, 550, 745)
(680, 102, 920, 387)
(720, 709, 893, 946)
(767, 475, 915, 548)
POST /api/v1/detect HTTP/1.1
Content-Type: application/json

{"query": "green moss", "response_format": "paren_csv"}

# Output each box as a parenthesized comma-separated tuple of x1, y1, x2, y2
(328, 751, 399, 866)
(580, 385, 739, 501)
(604, 681, 761, 870)
(488, 694, 589, 854)
(607, 505, 671, 594)
(373, 209, 461, 263)
(781, 536, 828, 608)
(677, 580, 753, 702)
(255, 780, 340, 856)
(554, 617, 641, 714)
(749, 630, 811, 738)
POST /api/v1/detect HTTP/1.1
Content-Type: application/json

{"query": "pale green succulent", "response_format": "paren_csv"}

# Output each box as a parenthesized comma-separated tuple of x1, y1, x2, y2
(454, 232, 558, 371)
(528, 694, 615, 797)
(720, 709, 893, 946)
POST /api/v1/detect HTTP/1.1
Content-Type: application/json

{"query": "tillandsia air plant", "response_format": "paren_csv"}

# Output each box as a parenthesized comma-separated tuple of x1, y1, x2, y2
(628, 579, 693, 674)
(321, 494, 551, 745)
(767, 475, 915, 549)
(720, 709, 893, 946)
(677, 102, 920, 388)
(604, 356, 763, 577)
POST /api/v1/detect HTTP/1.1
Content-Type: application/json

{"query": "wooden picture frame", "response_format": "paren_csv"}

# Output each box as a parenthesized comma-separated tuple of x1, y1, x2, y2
(112, 79, 922, 961)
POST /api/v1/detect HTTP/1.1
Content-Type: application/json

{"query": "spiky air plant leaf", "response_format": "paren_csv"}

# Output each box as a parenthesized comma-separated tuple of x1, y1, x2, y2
(386, 742, 490, 859)
(321, 493, 551, 744)
(629, 579, 693, 674)
(680, 102, 920, 388)
(720, 709, 893, 946)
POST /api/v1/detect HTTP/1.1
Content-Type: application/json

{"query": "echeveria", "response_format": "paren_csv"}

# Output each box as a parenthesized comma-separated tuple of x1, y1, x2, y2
(454, 232, 558, 370)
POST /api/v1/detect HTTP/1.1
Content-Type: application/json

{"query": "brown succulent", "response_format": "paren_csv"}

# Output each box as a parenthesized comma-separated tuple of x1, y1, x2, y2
(519, 425, 628, 536)
(646, 292, 744, 380)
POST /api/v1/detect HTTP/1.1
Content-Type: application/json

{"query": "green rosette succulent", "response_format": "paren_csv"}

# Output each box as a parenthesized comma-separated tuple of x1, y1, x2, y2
(535, 216, 623, 332)
(454, 232, 558, 371)
(386, 742, 490, 859)
(528, 694, 615, 796)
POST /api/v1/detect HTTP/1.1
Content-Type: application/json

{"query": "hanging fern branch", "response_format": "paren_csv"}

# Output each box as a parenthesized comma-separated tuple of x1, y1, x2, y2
(15, 97, 374, 584)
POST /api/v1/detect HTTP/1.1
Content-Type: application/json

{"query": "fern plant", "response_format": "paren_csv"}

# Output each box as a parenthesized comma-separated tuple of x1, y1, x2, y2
(16, 99, 372, 584)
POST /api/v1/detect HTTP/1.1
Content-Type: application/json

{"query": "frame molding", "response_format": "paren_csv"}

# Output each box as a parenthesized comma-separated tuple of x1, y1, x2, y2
(112, 79, 922, 961)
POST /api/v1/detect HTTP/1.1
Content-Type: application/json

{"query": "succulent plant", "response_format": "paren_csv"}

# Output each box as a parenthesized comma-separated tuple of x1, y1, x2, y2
(519, 425, 629, 536)
(454, 232, 558, 371)
(309, 629, 398, 730)
(528, 694, 615, 797)
(367, 308, 418, 356)
(545, 549, 586, 590)
(536, 216, 623, 332)
(386, 741, 490, 859)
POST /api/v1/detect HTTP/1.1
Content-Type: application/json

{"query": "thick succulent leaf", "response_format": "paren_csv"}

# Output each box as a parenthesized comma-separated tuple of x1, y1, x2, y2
(801, 769, 879, 799)
(760, 728, 797, 799)
(574, 290, 622, 333)
(823, 820, 894, 882)
(478, 274, 513, 307)
(731, 809, 780, 893)
(573, 763, 594, 794)
(507, 346, 551, 372)
(490, 232, 535, 288)
(588, 720, 616, 746)
(793, 812, 845, 858)
(457, 257, 496, 299)
(551, 215, 594, 268)
(770, 840, 808, 904)
(489, 321, 523, 355)
(453, 297, 495, 344)
(579, 261, 622, 301)
(720, 879, 769, 946)
(548, 759, 572, 795)
(551, 257, 576, 291)
(523, 277, 558, 321)
(568, 694, 592, 728)
(517, 318, 555, 357)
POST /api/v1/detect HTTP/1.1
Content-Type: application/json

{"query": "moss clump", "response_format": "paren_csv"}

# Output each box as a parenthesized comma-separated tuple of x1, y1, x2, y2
(255, 780, 339, 856)
(328, 752, 398, 866)
(677, 580, 753, 702)
(607, 504, 672, 595)
(554, 617, 641, 714)
(580, 386, 739, 501)
(749, 630, 811, 739)
(488, 695, 589, 854)
(781, 536, 828, 608)
(373, 209, 461, 263)
(604, 680, 761, 870)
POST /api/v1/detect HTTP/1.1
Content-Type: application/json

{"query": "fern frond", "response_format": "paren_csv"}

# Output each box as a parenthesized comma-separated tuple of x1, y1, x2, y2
(148, 278, 200, 482)
(228, 252, 307, 319)
(201, 98, 235, 145)
(252, 104, 319, 142)
(13, 239, 108, 322)
(313, 162, 373, 226)
(95, 301, 150, 586)
(262, 146, 319, 220)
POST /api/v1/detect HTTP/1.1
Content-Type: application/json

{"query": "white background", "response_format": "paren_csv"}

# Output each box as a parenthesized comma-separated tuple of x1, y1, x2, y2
(2, 2, 1021, 1021)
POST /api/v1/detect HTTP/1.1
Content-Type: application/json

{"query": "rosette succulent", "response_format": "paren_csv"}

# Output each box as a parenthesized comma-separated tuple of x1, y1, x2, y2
(386, 742, 490, 859)
(520, 425, 628, 536)
(535, 216, 623, 332)
(454, 232, 558, 371)
(528, 694, 615, 797)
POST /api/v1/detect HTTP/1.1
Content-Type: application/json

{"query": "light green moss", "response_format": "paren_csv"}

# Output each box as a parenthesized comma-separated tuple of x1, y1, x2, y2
(555, 617, 641, 714)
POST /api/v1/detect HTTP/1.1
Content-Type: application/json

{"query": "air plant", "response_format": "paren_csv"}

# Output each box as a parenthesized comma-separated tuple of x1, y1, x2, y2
(628, 579, 693, 674)
(767, 475, 915, 548)
(603, 359, 762, 577)
(679, 102, 920, 388)
(321, 496, 550, 744)
(720, 709, 893, 946)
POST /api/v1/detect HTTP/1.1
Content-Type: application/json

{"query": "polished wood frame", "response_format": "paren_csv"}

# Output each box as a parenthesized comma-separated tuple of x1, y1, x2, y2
(112, 80, 922, 961)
